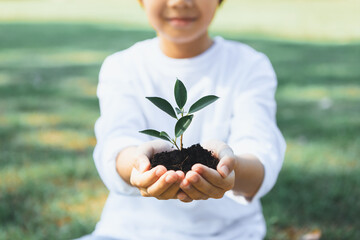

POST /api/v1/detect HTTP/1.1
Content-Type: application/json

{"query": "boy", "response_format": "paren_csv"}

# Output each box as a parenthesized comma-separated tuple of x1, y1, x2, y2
(80, 0, 286, 239)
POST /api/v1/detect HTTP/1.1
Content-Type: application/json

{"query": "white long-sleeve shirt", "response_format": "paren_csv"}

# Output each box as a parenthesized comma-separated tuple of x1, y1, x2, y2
(92, 36, 286, 240)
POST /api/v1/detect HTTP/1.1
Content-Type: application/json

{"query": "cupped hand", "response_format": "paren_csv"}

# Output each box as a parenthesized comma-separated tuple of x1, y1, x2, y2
(178, 140, 236, 201)
(130, 140, 185, 200)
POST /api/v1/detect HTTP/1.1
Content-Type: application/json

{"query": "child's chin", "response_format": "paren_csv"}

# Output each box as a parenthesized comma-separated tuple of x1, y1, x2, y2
(162, 32, 203, 44)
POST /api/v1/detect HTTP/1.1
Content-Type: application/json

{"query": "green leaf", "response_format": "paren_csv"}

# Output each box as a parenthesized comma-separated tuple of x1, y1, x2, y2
(139, 129, 171, 142)
(160, 131, 172, 141)
(146, 97, 177, 119)
(175, 107, 182, 115)
(175, 115, 193, 138)
(188, 95, 219, 114)
(174, 79, 187, 109)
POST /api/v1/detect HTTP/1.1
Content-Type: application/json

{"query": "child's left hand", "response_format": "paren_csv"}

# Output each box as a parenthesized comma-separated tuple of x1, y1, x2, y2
(177, 140, 236, 201)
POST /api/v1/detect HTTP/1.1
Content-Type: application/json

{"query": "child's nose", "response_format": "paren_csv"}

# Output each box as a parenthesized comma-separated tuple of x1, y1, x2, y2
(167, 0, 194, 8)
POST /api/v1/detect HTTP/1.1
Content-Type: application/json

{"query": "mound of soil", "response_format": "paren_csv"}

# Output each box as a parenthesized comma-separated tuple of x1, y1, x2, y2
(150, 144, 219, 173)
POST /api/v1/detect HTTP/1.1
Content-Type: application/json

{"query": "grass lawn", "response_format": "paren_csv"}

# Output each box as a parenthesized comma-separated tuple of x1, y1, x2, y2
(1, 1, 359, 239)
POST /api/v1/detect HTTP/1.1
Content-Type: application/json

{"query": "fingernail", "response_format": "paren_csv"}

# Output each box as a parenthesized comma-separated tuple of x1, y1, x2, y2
(191, 164, 203, 173)
(220, 166, 229, 177)
(184, 184, 191, 190)
(176, 170, 185, 179)
(178, 193, 186, 200)
(166, 174, 176, 183)
(156, 167, 164, 177)
(181, 179, 189, 188)
(190, 173, 199, 183)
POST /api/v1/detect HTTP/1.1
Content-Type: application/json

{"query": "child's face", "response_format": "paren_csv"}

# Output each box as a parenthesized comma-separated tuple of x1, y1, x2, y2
(139, 0, 219, 44)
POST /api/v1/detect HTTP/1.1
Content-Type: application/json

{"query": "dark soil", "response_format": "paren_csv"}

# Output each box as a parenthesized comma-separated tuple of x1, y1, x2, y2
(150, 144, 219, 173)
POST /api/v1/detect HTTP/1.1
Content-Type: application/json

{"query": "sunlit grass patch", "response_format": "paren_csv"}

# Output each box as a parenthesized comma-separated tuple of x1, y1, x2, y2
(1, 159, 89, 189)
(310, 63, 355, 78)
(1, 154, 100, 188)
(285, 139, 358, 170)
(57, 191, 107, 218)
(0, 112, 66, 128)
(1, 109, 98, 133)
(277, 85, 360, 102)
(0, 116, 8, 125)
(0, 170, 22, 193)
(36, 129, 96, 151)
(68, 76, 98, 97)
(266, 226, 322, 240)
(0, 49, 106, 68)
(0, 73, 11, 86)
(45, 50, 106, 65)
(23, 113, 63, 127)
(19, 129, 96, 151)
(0, 157, 105, 239)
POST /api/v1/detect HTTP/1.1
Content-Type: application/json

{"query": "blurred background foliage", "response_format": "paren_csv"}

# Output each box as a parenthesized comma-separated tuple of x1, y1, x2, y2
(0, 0, 359, 239)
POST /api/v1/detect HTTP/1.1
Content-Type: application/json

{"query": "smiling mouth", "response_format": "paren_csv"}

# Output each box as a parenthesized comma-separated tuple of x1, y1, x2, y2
(167, 17, 197, 27)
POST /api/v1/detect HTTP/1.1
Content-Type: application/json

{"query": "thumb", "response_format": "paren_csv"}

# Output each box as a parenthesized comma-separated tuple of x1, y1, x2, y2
(135, 154, 151, 173)
(217, 155, 235, 178)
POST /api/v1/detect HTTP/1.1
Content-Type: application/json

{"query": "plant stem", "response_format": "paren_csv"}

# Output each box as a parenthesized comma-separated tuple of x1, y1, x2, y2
(180, 110, 184, 150)
(174, 141, 180, 150)
(172, 139, 180, 150)
(180, 134, 183, 150)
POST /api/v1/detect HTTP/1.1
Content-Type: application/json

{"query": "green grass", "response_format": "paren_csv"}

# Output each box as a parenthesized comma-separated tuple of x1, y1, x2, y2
(1, 1, 360, 239)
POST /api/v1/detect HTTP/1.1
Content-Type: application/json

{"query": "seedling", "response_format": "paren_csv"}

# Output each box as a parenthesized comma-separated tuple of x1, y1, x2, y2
(139, 79, 219, 150)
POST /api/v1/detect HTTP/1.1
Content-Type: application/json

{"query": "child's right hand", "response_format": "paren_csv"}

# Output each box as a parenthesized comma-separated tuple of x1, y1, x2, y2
(130, 140, 186, 200)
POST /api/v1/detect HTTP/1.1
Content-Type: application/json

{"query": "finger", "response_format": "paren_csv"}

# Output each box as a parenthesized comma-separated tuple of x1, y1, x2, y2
(180, 178, 209, 200)
(186, 171, 224, 199)
(130, 165, 167, 188)
(218, 145, 234, 160)
(191, 164, 233, 190)
(151, 140, 173, 154)
(202, 140, 234, 162)
(147, 170, 178, 197)
(177, 190, 193, 203)
(217, 155, 236, 178)
(139, 187, 150, 197)
(138, 140, 173, 159)
(175, 170, 185, 180)
(157, 171, 183, 199)
(174, 171, 192, 202)
(134, 154, 151, 173)
(157, 179, 181, 200)
(201, 140, 230, 158)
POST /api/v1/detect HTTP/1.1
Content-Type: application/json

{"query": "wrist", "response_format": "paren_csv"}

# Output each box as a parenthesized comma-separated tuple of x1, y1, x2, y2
(232, 155, 243, 194)
(232, 154, 264, 198)
(116, 146, 138, 185)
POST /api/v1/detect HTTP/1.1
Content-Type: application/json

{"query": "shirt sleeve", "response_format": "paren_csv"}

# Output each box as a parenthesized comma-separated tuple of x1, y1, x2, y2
(93, 53, 146, 195)
(226, 53, 286, 204)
